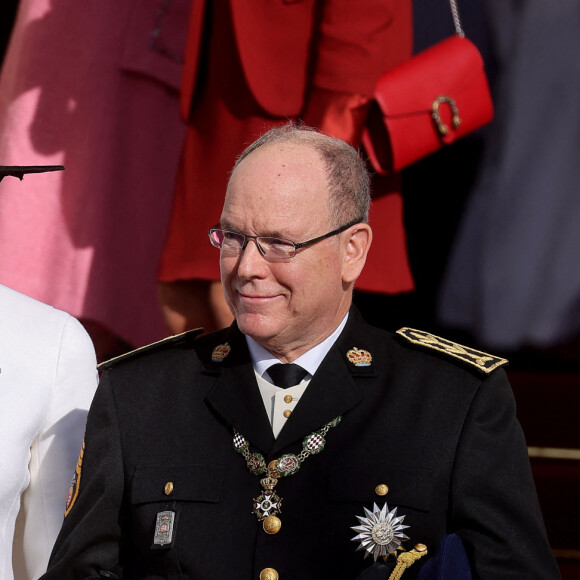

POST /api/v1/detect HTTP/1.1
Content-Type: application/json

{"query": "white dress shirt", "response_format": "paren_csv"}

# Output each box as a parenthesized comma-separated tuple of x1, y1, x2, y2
(246, 315, 348, 437)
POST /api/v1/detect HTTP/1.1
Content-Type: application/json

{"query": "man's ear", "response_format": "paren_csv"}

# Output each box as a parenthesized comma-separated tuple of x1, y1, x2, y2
(341, 223, 372, 284)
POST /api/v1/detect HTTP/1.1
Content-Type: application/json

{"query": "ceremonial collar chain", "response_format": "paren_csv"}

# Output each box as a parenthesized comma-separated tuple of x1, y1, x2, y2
(233, 416, 342, 534)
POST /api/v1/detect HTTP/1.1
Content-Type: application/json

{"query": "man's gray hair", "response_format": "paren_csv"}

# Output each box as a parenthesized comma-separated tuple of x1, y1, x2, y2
(231, 124, 370, 225)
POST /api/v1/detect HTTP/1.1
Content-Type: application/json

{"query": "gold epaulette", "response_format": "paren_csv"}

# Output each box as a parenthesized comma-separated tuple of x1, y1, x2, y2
(396, 327, 508, 374)
(97, 328, 203, 371)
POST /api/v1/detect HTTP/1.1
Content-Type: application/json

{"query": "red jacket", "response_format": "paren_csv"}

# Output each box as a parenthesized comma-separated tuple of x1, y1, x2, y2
(180, 0, 412, 122)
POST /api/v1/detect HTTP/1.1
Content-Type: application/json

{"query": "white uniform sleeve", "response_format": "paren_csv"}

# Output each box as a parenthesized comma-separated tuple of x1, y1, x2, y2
(12, 315, 98, 580)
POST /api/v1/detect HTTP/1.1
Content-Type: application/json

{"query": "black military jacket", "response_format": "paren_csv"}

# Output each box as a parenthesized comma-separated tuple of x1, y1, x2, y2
(43, 309, 560, 580)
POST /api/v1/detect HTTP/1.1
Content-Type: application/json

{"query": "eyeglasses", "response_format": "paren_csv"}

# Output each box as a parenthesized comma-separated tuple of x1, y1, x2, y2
(208, 217, 363, 260)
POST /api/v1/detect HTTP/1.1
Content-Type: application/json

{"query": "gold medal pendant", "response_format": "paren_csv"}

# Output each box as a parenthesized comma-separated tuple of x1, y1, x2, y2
(252, 476, 282, 522)
(234, 416, 342, 535)
(263, 515, 282, 534)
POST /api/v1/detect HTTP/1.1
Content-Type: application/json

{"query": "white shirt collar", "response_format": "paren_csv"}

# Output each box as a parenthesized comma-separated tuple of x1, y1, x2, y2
(245, 313, 349, 381)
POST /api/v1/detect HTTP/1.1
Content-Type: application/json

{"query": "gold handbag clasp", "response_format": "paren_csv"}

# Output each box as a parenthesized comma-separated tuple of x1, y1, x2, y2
(431, 96, 461, 137)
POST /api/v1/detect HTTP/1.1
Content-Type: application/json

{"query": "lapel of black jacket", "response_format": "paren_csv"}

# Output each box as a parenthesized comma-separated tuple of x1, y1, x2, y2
(270, 307, 377, 457)
(204, 323, 275, 455)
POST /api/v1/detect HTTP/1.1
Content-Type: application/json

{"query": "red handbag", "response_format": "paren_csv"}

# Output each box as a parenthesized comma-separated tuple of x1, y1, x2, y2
(362, 1, 494, 175)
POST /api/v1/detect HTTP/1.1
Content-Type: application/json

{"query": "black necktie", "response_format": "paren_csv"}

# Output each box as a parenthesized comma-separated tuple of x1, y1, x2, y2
(267, 363, 308, 388)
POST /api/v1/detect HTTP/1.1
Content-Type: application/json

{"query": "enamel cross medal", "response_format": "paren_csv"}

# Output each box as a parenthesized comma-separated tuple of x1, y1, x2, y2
(234, 416, 342, 536)
(253, 476, 283, 534)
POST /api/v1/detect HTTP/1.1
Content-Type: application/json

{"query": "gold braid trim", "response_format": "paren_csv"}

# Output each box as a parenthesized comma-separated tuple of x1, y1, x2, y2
(97, 328, 203, 370)
(388, 545, 428, 580)
(396, 327, 508, 374)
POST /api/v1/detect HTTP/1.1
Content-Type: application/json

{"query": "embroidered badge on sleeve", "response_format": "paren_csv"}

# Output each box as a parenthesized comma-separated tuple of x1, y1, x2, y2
(64, 440, 85, 517)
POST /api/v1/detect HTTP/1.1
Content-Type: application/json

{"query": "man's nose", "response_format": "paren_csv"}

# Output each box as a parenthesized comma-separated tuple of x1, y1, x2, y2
(236, 238, 268, 277)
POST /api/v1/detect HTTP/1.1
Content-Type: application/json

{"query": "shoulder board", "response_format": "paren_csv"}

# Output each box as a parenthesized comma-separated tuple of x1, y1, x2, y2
(97, 328, 204, 371)
(396, 327, 508, 374)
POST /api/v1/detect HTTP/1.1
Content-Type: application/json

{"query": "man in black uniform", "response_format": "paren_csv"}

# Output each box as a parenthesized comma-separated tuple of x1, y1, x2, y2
(43, 126, 560, 580)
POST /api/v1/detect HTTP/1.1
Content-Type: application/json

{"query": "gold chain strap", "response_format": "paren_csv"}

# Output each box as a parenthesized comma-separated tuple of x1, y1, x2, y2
(448, 0, 465, 37)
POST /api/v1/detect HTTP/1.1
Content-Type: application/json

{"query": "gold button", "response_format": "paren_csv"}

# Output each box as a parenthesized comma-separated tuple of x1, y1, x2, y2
(263, 515, 282, 535)
(259, 568, 279, 580)
(414, 543, 427, 552)
(283, 409, 292, 418)
(283, 395, 293, 404)
(375, 484, 389, 496)
(164, 482, 174, 495)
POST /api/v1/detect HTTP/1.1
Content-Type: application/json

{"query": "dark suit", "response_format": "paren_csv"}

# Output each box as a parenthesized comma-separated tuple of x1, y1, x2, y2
(43, 309, 560, 579)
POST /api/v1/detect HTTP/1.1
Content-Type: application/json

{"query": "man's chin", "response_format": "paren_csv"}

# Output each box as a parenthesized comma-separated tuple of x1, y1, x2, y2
(235, 312, 278, 343)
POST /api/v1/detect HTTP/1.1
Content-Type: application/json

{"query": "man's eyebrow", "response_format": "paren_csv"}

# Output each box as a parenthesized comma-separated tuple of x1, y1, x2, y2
(219, 222, 290, 239)
(218, 220, 238, 232)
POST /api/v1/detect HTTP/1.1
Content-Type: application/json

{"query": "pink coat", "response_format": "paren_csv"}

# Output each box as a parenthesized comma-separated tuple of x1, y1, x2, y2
(0, 0, 192, 346)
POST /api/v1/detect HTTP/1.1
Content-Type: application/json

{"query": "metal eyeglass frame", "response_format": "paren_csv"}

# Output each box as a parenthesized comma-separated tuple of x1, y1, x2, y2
(208, 217, 364, 260)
